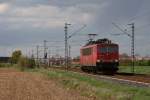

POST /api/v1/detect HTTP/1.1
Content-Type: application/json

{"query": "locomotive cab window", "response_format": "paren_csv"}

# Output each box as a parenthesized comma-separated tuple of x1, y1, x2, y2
(99, 46, 118, 53)
(82, 48, 92, 55)
(109, 47, 118, 52)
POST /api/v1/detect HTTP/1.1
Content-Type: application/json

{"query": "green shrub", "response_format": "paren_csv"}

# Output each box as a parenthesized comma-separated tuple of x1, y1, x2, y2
(119, 60, 132, 66)
(0, 63, 2, 67)
(10, 50, 22, 64)
(147, 60, 150, 66)
(18, 56, 35, 70)
(120, 60, 150, 66)
(0, 63, 11, 68)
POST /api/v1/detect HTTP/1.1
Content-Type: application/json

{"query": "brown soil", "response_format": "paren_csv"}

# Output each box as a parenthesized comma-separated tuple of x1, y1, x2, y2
(0, 68, 92, 100)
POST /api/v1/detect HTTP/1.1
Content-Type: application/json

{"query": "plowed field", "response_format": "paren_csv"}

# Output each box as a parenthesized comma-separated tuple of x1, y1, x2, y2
(0, 68, 91, 100)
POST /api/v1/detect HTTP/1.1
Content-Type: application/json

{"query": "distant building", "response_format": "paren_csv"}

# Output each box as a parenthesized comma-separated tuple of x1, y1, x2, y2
(135, 55, 143, 61)
(72, 57, 80, 65)
(119, 53, 131, 60)
(143, 56, 150, 60)
(119, 53, 150, 61)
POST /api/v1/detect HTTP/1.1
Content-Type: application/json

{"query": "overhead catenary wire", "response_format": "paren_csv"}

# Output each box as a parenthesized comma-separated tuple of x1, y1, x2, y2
(112, 22, 135, 74)
(117, 10, 150, 33)
(112, 23, 131, 37)
(128, 10, 150, 22)
(67, 24, 87, 39)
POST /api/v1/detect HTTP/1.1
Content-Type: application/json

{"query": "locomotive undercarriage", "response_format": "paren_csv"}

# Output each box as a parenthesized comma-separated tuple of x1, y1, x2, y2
(81, 62, 119, 74)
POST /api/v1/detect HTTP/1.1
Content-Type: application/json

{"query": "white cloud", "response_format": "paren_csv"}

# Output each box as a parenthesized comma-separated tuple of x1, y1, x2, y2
(0, 0, 149, 56)
(1, 4, 103, 29)
(0, 3, 9, 13)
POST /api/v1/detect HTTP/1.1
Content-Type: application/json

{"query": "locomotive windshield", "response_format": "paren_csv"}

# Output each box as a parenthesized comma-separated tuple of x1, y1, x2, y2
(99, 46, 118, 53)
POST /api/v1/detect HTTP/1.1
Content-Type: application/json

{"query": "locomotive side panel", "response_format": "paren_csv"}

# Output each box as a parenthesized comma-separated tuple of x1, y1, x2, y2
(80, 45, 97, 67)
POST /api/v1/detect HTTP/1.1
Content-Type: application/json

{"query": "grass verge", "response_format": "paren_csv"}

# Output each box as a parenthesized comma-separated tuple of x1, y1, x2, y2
(25, 68, 150, 100)
(119, 66, 150, 75)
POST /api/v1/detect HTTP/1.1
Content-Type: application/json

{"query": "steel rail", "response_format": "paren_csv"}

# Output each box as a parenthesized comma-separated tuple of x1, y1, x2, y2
(70, 71, 150, 88)
(50, 67, 150, 88)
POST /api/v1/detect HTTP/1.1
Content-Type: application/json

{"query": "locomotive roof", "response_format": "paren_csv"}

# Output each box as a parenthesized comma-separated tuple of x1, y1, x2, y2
(84, 38, 116, 46)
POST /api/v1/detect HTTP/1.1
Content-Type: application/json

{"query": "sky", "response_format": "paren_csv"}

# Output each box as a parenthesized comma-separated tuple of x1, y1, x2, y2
(0, 0, 150, 57)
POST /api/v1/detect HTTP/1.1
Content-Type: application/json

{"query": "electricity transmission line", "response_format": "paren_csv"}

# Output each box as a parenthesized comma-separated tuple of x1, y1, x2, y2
(112, 22, 135, 74)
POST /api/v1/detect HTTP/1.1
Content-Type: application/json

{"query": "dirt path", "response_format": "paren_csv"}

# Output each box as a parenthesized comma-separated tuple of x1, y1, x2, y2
(0, 68, 91, 100)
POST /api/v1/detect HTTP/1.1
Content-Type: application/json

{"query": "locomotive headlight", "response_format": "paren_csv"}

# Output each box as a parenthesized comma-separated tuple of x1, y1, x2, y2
(97, 60, 100, 62)
(115, 59, 118, 62)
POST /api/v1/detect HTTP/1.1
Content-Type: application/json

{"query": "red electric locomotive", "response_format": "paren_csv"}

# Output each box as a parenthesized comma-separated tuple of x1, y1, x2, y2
(80, 38, 119, 74)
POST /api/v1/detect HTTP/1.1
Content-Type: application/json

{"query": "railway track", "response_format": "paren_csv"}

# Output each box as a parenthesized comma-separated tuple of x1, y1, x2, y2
(49, 66, 150, 88)
(72, 71, 150, 88)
